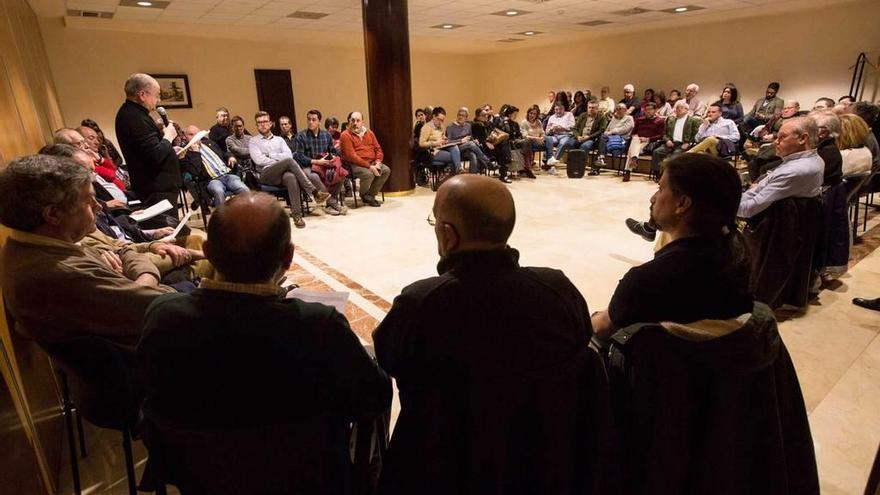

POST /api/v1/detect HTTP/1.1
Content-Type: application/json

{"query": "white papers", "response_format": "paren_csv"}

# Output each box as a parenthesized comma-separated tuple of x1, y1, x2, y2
(176, 129, 210, 156)
(159, 211, 193, 242)
(130, 199, 173, 223)
(285, 288, 349, 313)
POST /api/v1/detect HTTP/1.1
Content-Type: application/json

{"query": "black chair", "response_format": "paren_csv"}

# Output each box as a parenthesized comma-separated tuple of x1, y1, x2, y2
(340, 162, 385, 209)
(143, 411, 389, 495)
(44, 337, 142, 495)
(865, 441, 880, 495)
(258, 183, 313, 215)
(412, 148, 453, 192)
(851, 170, 878, 240)
(844, 171, 872, 241)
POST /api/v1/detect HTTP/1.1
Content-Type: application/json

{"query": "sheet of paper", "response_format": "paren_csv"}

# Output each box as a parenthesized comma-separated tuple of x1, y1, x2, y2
(159, 211, 193, 242)
(285, 288, 349, 314)
(176, 129, 210, 155)
(130, 199, 173, 223)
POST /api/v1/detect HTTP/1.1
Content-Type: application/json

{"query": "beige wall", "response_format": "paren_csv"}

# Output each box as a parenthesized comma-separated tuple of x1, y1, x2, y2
(38, 18, 481, 150)
(475, 0, 880, 117)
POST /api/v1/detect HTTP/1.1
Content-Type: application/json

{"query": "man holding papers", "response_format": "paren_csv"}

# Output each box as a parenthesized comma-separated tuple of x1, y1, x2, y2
(179, 124, 249, 210)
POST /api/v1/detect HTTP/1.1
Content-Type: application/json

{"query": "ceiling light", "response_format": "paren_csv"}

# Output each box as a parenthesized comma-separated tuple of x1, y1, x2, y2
(137, 1, 152, 5)
(524, 31, 534, 35)
(675, 7, 688, 12)
(506, 10, 519, 16)
(442, 24, 454, 29)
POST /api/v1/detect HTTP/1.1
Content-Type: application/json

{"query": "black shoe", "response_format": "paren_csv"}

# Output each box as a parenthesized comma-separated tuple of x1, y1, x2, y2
(587, 168, 600, 176)
(853, 297, 880, 312)
(523, 167, 536, 179)
(363, 195, 381, 207)
(623, 170, 631, 182)
(625, 218, 656, 242)
(499, 175, 512, 184)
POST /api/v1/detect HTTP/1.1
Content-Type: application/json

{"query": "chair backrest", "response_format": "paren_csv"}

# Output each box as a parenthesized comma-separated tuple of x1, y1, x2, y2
(44, 337, 137, 431)
(844, 171, 872, 202)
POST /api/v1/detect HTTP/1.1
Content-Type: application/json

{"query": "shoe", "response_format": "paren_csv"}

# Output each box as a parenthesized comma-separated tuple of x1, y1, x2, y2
(427, 212, 436, 226)
(499, 175, 512, 184)
(364, 195, 381, 207)
(523, 167, 536, 179)
(597, 156, 606, 166)
(623, 170, 631, 182)
(335, 203, 348, 215)
(625, 218, 656, 242)
(853, 297, 880, 312)
(548, 166, 558, 176)
(292, 214, 306, 228)
(314, 190, 331, 204)
(323, 205, 341, 216)
(587, 168, 600, 176)
(547, 156, 559, 166)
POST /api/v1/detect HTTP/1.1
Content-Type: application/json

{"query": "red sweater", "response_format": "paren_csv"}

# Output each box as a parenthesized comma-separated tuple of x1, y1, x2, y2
(339, 128, 384, 168)
(632, 116, 666, 142)
(94, 156, 127, 191)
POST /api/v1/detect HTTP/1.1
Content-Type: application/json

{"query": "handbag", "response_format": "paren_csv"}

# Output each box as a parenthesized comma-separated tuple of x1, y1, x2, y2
(606, 135, 626, 152)
(487, 128, 509, 145)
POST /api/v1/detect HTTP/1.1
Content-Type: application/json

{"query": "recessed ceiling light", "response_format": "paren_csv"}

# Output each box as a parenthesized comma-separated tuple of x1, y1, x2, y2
(524, 31, 534, 35)
(675, 7, 688, 12)
(660, 5, 704, 14)
(442, 24, 454, 29)
(118, 0, 169, 8)
(137, 1, 152, 5)
(431, 23, 464, 29)
(506, 10, 519, 15)
(491, 9, 532, 17)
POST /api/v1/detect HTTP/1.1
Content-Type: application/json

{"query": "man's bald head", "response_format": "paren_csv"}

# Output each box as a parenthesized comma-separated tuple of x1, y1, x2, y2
(185, 125, 200, 141)
(433, 175, 515, 256)
(204, 192, 293, 283)
(53, 128, 85, 147)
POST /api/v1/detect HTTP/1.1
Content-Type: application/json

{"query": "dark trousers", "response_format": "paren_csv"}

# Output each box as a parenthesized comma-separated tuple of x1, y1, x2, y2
(651, 144, 685, 173)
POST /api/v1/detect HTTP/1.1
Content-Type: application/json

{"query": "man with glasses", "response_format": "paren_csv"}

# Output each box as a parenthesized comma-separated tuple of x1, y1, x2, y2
(115, 73, 182, 211)
(444, 107, 489, 174)
(248, 111, 330, 228)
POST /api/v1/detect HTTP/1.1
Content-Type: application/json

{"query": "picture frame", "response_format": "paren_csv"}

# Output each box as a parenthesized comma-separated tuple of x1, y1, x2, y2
(150, 74, 192, 109)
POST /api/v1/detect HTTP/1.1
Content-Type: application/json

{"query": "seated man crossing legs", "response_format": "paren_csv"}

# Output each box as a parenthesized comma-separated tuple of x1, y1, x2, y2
(444, 107, 489, 174)
(688, 103, 741, 157)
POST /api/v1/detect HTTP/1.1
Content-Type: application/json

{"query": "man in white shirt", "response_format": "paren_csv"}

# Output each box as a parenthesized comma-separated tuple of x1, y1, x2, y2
(543, 103, 575, 171)
(248, 111, 329, 228)
(597, 86, 616, 115)
(689, 104, 741, 157)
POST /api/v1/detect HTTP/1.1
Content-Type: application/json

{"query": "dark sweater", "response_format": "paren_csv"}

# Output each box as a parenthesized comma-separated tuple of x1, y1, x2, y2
(114, 100, 181, 198)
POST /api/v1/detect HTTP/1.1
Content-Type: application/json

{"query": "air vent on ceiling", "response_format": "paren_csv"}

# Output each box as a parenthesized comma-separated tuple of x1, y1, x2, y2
(66, 9, 114, 19)
(287, 11, 330, 20)
(611, 7, 652, 16)
(578, 20, 612, 26)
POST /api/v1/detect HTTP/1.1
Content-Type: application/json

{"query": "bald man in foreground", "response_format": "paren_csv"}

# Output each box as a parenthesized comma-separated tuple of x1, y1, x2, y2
(137, 192, 391, 492)
(373, 175, 613, 494)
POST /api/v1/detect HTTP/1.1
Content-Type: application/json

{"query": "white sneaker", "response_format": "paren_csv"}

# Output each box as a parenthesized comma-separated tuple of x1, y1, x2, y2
(597, 156, 606, 166)
(547, 156, 559, 166)
(548, 166, 558, 176)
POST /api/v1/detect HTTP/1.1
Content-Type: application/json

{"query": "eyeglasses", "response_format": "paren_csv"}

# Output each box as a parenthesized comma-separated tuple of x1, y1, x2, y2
(256, 120, 271, 125)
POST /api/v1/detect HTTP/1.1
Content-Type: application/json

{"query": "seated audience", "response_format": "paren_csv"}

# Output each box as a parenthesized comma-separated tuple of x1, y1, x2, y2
(278, 115, 296, 149)
(684, 83, 707, 118)
(653, 91, 672, 118)
(225, 115, 252, 166)
(571, 100, 609, 175)
(519, 104, 545, 167)
(77, 125, 129, 190)
(373, 174, 610, 494)
(597, 86, 616, 115)
(623, 102, 665, 181)
(339, 111, 390, 207)
(444, 107, 489, 174)
(542, 90, 556, 117)
(810, 111, 843, 186)
(714, 83, 744, 124)
(248, 110, 329, 228)
(180, 125, 249, 209)
(498, 104, 533, 181)
(688, 103, 741, 158)
(56, 127, 129, 194)
(838, 95, 855, 111)
(411, 108, 427, 149)
(543, 103, 576, 172)
(138, 192, 391, 492)
(741, 81, 784, 137)
(293, 109, 347, 216)
(419, 106, 462, 176)
(813, 97, 836, 111)
(571, 90, 588, 117)
(738, 117, 823, 219)
(0, 154, 173, 352)
(80, 118, 125, 168)
(598, 104, 634, 164)
(620, 84, 641, 117)
(640, 88, 655, 115)
(837, 113, 873, 176)
(853, 101, 880, 175)
(651, 101, 701, 176)
(552, 91, 571, 113)
(209, 107, 231, 153)
(590, 156, 816, 495)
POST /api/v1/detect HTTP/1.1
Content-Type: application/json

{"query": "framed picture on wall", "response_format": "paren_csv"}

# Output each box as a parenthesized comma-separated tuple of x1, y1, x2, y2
(150, 74, 192, 109)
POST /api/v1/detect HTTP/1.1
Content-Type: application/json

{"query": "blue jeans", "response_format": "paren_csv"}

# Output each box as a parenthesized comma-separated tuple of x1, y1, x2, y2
(434, 146, 462, 172)
(457, 141, 489, 173)
(544, 135, 574, 161)
(207, 174, 249, 206)
(578, 139, 596, 152)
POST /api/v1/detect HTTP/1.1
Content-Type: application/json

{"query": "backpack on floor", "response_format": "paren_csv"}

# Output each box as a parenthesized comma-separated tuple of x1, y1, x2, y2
(567, 149, 587, 178)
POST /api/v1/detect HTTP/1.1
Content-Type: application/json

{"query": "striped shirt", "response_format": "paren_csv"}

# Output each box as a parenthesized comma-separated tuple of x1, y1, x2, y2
(199, 140, 231, 179)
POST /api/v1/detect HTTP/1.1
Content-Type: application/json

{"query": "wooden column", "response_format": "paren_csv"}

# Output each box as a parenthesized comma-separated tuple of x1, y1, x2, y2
(362, 0, 414, 194)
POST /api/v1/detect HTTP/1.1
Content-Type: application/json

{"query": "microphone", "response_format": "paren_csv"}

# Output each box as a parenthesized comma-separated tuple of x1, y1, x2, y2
(157, 106, 169, 127)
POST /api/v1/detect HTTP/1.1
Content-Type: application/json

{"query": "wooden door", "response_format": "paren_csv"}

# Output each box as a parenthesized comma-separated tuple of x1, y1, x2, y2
(254, 69, 297, 133)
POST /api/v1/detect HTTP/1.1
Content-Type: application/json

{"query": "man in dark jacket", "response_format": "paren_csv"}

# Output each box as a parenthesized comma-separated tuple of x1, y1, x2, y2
(373, 174, 613, 495)
(115, 73, 182, 211)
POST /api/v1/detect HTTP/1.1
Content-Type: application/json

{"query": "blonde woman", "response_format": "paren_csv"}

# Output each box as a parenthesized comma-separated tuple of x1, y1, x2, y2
(837, 114, 873, 176)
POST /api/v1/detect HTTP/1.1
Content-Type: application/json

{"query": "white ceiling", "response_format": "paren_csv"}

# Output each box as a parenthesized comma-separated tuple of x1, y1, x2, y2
(32, 0, 860, 52)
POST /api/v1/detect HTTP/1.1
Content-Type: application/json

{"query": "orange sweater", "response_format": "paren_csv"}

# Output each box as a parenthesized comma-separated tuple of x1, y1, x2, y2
(339, 128, 384, 168)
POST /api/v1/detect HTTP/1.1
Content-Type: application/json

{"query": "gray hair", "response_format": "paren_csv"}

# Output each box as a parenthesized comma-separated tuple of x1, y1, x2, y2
(53, 127, 83, 145)
(687, 83, 700, 92)
(673, 100, 690, 110)
(0, 154, 93, 232)
(808, 111, 841, 139)
(623, 84, 635, 92)
(124, 73, 156, 98)
(784, 116, 819, 149)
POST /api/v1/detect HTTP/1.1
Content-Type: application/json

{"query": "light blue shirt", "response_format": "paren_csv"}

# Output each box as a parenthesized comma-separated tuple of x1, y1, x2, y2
(247, 133, 292, 170)
(696, 117, 740, 142)
(738, 149, 823, 218)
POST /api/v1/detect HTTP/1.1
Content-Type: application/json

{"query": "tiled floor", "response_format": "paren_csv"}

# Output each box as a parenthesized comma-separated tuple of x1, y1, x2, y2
(61, 173, 880, 494)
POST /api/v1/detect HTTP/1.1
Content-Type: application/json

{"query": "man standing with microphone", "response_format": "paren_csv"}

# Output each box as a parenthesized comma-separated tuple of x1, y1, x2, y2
(115, 73, 181, 213)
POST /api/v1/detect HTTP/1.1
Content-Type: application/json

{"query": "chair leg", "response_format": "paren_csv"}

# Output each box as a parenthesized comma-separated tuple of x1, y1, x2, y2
(63, 402, 82, 495)
(122, 428, 137, 495)
(73, 406, 87, 458)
